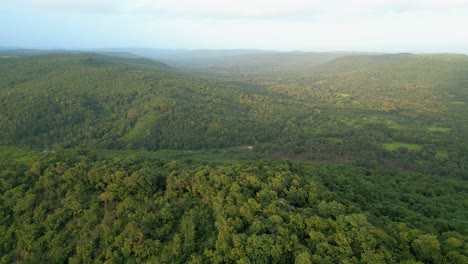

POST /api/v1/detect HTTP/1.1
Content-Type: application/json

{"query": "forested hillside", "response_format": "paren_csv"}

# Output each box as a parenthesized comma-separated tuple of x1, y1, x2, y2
(1, 53, 467, 176)
(0, 54, 281, 150)
(1, 153, 467, 263)
(170, 52, 468, 177)
(0, 51, 467, 263)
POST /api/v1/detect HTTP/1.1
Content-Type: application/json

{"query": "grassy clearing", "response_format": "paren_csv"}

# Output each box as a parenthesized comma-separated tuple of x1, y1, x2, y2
(80, 146, 264, 163)
(381, 120, 403, 129)
(328, 137, 344, 143)
(0, 145, 265, 165)
(382, 142, 423, 151)
(0, 146, 40, 164)
(337, 93, 350, 97)
(436, 151, 449, 159)
(342, 116, 403, 130)
(428, 125, 451, 132)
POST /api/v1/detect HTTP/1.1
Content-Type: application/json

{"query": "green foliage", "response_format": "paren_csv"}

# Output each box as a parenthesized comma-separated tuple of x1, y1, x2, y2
(0, 155, 466, 263)
(1, 53, 467, 177)
(411, 234, 441, 263)
(1, 51, 467, 263)
(382, 142, 423, 151)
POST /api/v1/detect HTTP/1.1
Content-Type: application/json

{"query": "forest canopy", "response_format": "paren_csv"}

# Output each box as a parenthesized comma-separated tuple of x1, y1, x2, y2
(0, 51, 467, 263)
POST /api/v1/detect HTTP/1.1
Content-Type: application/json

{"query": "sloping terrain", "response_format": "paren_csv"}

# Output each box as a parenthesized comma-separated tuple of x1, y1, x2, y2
(0, 51, 467, 263)
(0, 54, 290, 150)
(1, 53, 467, 177)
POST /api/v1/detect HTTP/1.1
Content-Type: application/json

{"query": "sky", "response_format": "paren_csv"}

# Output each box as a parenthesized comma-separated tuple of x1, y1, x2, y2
(1, 0, 468, 53)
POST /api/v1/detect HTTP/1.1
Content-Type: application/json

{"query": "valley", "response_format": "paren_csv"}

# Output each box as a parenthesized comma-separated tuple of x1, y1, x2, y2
(0, 50, 467, 263)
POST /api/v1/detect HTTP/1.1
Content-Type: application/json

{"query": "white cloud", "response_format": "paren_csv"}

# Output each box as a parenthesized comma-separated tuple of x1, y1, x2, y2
(5, 0, 468, 52)
(21, 0, 468, 18)
(139, 6, 467, 52)
(128, 0, 308, 18)
(125, 0, 468, 20)
(145, 0, 468, 17)
(24, 0, 124, 12)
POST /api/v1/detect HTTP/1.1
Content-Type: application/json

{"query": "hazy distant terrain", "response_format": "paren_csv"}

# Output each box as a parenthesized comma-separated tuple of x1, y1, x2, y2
(92, 48, 377, 77)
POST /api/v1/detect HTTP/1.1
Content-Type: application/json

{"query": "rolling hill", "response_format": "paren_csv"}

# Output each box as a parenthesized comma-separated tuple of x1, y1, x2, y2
(0, 53, 280, 150)
(0, 50, 467, 263)
(1, 52, 467, 177)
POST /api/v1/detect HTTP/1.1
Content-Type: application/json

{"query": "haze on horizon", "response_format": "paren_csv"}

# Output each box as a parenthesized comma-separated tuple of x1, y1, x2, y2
(1, 0, 467, 54)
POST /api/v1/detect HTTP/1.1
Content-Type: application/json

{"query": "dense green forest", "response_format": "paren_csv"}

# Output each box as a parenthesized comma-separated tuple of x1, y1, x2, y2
(1, 153, 467, 263)
(1, 53, 467, 176)
(0, 51, 467, 263)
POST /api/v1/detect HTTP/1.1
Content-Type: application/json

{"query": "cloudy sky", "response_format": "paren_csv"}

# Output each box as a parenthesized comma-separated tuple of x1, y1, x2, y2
(1, 0, 467, 53)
